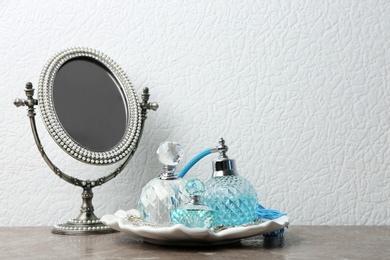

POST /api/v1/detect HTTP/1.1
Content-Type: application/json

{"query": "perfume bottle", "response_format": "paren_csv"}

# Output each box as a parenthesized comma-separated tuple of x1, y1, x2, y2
(138, 141, 188, 226)
(170, 178, 215, 229)
(204, 138, 258, 227)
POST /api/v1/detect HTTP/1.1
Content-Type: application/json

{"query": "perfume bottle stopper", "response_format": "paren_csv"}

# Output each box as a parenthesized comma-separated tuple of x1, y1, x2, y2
(156, 140, 184, 180)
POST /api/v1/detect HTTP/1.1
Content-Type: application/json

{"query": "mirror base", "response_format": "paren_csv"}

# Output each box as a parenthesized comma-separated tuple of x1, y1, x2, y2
(51, 186, 117, 235)
(52, 219, 117, 235)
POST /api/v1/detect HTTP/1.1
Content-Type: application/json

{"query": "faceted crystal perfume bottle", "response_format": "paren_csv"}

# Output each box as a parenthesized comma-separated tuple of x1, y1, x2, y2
(170, 178, 215, 229)
(204, 138, 258, 227)
(138, 141, 188, 226)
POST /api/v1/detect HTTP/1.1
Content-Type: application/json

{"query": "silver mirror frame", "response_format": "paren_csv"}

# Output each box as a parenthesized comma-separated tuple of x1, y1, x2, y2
(14, 47, 158, 235)
(38, 47, 142, 165)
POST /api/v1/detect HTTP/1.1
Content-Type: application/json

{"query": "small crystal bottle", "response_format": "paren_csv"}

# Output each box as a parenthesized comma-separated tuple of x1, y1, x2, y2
(170, 179, 215, 229)
(138, 141, 188, 226)
(204, 138, 258, 227)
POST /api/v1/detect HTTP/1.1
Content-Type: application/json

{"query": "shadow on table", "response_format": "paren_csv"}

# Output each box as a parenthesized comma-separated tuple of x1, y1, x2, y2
(116, 233, 301, 252)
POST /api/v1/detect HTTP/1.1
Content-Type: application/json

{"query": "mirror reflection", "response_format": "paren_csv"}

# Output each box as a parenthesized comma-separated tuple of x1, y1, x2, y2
(53, 58, 127, 152)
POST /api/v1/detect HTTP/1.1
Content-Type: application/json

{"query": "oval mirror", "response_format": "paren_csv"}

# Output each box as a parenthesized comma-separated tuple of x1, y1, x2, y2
(38, 48, 141, 165)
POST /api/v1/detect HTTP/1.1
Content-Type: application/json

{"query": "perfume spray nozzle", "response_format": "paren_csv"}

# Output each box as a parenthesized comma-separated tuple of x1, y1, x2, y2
(216, 138, 228, 158)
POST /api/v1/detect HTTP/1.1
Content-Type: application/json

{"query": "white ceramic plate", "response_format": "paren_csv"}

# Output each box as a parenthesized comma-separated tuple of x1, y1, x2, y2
(101, 209, 289, 246)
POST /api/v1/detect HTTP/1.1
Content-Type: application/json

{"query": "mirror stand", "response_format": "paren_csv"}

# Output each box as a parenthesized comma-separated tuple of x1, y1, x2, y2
(14, 82, 158, 235)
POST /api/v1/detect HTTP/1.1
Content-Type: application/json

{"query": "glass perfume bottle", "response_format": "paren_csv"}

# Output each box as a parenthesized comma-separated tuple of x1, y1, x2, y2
(170, 178, 215, 229)
(204, 138, 258, 227)
(138, 141, 188, 226)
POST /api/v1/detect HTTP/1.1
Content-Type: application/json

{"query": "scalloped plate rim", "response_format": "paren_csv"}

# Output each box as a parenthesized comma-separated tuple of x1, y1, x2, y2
(101, 209, 289, 245)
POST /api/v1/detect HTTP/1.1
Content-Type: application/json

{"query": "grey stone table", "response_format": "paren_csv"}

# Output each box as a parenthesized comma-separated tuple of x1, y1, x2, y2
(0, 226, 389, 259)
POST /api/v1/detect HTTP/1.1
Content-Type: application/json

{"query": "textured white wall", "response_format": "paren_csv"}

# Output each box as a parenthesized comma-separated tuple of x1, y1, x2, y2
(1, 0, 389, 226)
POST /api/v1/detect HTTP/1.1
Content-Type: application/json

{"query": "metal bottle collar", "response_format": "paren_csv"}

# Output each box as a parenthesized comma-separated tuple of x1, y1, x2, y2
(212, 138, 238, 177)
(159, 165, 180, 180)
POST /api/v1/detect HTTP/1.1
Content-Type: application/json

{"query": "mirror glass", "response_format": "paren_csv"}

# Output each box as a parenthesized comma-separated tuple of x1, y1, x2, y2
(53, 58, 127, 152)
(38, 48, 141, 165)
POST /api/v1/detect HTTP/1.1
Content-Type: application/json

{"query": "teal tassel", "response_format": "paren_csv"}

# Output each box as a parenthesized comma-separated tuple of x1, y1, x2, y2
(257, 204, 286, 237)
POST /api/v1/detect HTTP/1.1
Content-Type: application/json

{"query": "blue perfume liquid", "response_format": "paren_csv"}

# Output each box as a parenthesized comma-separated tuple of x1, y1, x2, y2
(170, 178, 215, 229)
(204, 175, 258, 226)
(170, 205, 215, 228)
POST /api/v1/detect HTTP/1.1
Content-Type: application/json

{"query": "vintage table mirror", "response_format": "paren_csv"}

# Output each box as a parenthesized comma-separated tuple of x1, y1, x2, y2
(14, 47, 158, 235)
